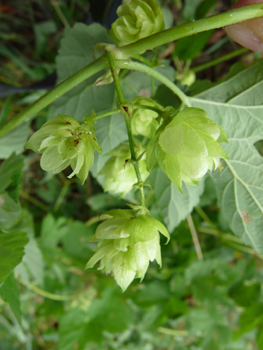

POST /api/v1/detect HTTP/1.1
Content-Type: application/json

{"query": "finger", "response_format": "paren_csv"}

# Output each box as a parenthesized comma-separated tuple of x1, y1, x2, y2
(225, 0, 263, 55)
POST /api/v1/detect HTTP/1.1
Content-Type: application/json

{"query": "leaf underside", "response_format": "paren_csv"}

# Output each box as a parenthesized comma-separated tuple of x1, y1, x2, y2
(191, 60, 263, 253)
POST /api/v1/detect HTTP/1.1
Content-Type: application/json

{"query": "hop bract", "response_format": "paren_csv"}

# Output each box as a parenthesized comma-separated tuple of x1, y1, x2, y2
(146, 107, 228, 191)
(110, 0, 165, 46)
(131, 97, 162, 138)
(86, 205, 170, 291)
(99, 142, 149, 196)
(25, 114, 101, 184)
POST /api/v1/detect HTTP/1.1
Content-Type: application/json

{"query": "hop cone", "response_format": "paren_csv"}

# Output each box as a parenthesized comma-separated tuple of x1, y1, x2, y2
(131, 97, 162, 138)
(25, 114, 101, 184)
(146, 107, 228, 191)
(99, 143, 149, 196)
(110, 0, 165, 46)
(86, 205, 170, 291)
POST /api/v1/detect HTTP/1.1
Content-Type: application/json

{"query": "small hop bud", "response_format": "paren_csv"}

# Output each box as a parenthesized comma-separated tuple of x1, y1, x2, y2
(110, 0, 165, 46)
(99, 142, 149, 196)
(25, 114, 101, 184)
(86, 205, 170, 291)
(146, 107, 228, 191)
(131, 97, 163, 138)
(176, 70, 196, 87)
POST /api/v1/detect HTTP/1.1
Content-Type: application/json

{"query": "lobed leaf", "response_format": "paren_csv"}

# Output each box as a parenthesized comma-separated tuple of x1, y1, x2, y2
(190, 60, 263, 253)
(0, 231, 29, 285)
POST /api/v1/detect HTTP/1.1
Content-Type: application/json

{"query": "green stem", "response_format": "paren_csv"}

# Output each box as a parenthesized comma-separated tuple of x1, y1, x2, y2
(192, 47, 248, 73)
(20, 189, 49, 212)
(115, 60, 190, 107)
(0, 75, 22, 87)
(53, 183, 70, 212)
(158, 327, 188, 337)
(107, 52, 145, 206)
(18, 279, 73, 301)
(151, 48, 157, 96)
(200, 225, 263, 257)
(131, 54, 153, 67)
(196, 208, 263, 260)
(117, 4, 263, 58)
(51, 0, 70, 28)
(195, 206, 219, 231)
(0, 55, 108, 138)
(94, 108, 121, 120)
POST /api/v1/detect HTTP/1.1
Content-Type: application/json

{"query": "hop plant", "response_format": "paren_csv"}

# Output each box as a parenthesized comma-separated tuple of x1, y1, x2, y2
(25, 114, 101, 184)
(86, 205, 170, 291)
(99, 142, 149, 196)
(110, 0, 165, 46)
(131, 97, 162, 138)
(146, 107, 228, 191)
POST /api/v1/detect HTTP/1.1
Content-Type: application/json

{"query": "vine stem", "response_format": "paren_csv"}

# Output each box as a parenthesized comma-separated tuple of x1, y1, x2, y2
(93, 108, 121, 120)
(107, 52, 145, 206)
(192, 47, 248, 73)
(18, 278, 73, 301)
(0, 4, 262, 137)
(114, 60, 191, 107)
(0, 56, 108, 138)
(117, 4, 263, 58)
(187, 214, 203, 260)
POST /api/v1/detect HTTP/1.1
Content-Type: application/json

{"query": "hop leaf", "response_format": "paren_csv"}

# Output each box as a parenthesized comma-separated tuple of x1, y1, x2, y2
(99, 142, 149, 196)
(131, 97, 163, 138)
(25, 114, 101, 184)
(86, 205, 169, 291)
(146, 107, 228, 191)
(110, 0, 165, 46)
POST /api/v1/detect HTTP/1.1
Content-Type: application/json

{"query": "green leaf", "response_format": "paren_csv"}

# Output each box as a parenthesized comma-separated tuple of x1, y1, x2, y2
(190, 60, 263, 253)
(174, 31, 213, 61)
(0, 231, 28, 284)
(52, 23, 116, 120)
(86, 287, 134, 336)
(33, 20, 57, 57)
(229, 280, 261, 307)
(0, 122, 30, 159)
(0, 273, 21, 325)
(0, 153, 23, 230)
(0, 153, 25, 200)
(12, 210, 44, 286)
(59, 288, 133, 348)
(0, 194, 21, 231)
(61, 221, 94, 260)
(0, 94, 11, 127)
(134, 281, 170, 307)
(58, 308, 88, 350)
(182, 0, 202, 21)
(149, 167, 204, 231)
(40, 214, 69, 249)
(239, 303, 263, 334)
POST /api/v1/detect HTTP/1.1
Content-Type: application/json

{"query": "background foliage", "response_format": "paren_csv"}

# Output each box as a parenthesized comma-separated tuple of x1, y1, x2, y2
(1, 0, 263, 349)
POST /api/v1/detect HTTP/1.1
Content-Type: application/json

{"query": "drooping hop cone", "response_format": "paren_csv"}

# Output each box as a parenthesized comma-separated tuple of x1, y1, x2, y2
(86, 205, 170, 291)
(131, 97, 163, 138)
(110, 0, 165, 46)
(25, 114, 101, 184)
(99, 142, 149, 196)
(146, 107, 228, 191)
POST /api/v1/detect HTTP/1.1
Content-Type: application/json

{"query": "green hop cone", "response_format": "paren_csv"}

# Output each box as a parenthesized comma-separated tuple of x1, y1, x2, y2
(25, 114, 101, 184)
(86, 205, 170, 291)
(110, 0, 165, 46)
(131, 97, 163, 138)
(99, 142, 149, 196)
(146, 107, 228, 191)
